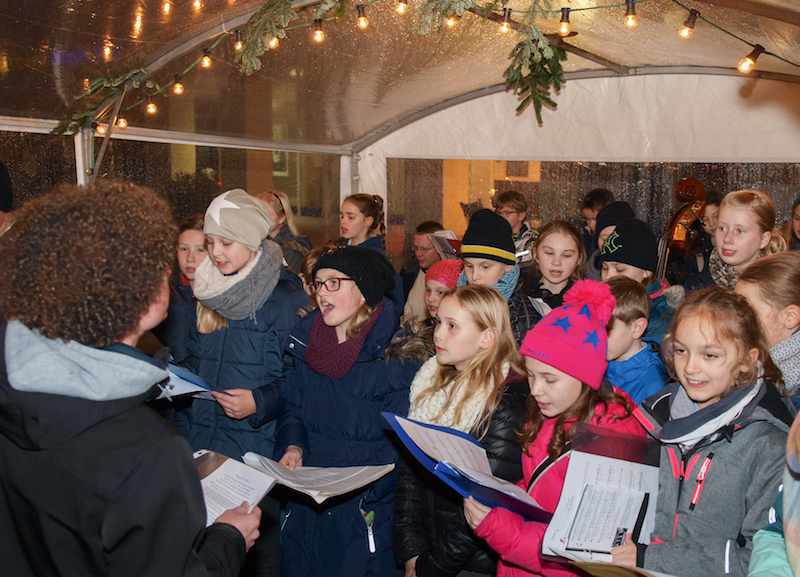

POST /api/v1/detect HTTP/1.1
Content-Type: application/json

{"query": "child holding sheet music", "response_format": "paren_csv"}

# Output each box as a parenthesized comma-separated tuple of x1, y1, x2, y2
(612, 287, 792, 577)
(463, 280, 644, 577)
(393, 285, 529, 577)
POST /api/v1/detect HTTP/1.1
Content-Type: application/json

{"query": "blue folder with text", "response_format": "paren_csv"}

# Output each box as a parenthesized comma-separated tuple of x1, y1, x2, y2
(382, 412, 552, 523)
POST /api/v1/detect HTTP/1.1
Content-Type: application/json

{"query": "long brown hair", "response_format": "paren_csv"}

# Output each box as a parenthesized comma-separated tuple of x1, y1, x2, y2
(519, 384, 632, 460)
(343, 194, 387, 250)
(412, 286, 525, 438)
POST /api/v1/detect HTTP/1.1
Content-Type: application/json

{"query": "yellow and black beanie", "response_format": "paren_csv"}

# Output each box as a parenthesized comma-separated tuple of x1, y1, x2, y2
(461, 209, 516, 265)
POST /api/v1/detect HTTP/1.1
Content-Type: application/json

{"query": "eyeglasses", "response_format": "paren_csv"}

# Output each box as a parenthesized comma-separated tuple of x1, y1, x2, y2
(495, 210, 520, 217)
(308, 277, 355, 294)
(412, 245, 435, 253)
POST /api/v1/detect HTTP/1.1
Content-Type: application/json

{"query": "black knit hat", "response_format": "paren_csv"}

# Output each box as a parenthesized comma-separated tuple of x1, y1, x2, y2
(595, 201, 635, 236)
(0, 160, 13, 213)
(599, 218, 658, 272)
(313, 246, 396, 307)
(461, 209, 516, 265)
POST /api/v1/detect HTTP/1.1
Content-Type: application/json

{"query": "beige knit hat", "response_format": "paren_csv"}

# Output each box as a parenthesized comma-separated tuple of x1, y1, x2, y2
(203, 189, 274, 251)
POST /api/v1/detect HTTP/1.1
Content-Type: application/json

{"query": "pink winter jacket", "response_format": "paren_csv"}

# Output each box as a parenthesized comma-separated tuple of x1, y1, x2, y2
(474, 393, 646, 577)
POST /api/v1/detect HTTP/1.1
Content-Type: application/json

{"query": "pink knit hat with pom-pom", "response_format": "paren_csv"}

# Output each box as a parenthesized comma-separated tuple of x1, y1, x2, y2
(425, 259, 464, 289)
(520, 280, 616, 390)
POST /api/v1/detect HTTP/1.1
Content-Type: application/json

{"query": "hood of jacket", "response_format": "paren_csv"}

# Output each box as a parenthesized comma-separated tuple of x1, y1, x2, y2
(606, 341, 667, 382)
(0, 320, 168, 450)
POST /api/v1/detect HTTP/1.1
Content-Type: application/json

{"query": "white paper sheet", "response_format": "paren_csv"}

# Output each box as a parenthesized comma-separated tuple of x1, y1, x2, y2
(201, 458, 276, 527)
(393, 416, 492, 475)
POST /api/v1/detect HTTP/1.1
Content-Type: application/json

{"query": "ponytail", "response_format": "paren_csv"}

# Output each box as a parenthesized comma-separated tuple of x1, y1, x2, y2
(765, 227, 787, 256)
(343, 193, 386, 250)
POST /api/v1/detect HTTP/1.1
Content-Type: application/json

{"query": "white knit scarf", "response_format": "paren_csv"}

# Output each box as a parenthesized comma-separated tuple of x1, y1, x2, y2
(407, 356, 510, 432)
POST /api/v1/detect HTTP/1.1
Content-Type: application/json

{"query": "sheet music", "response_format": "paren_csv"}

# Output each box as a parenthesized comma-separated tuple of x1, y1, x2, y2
(394, 415, 492, 475)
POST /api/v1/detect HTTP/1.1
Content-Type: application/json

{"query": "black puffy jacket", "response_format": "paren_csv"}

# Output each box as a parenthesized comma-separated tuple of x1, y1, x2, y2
(393, 375, 529, 577)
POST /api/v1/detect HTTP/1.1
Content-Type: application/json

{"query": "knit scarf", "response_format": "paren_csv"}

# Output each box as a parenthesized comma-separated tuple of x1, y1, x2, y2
(708, 248, 763, 289)
(771, 329, 800, 397)
(193, 239, 282, 322)
(661, 378, 762, 450)
(456, 264, 520, 301)
(407, 356, 510, 432)
(305, 301, 385, 380)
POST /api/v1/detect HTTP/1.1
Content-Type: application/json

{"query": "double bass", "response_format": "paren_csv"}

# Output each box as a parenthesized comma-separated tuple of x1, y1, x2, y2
(656, 178, 707, 280)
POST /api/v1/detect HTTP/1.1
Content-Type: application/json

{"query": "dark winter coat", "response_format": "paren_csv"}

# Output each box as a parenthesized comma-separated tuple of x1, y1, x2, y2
(0, 321, 246, 577)
(152, 279, 194, 363)
(275, 298, 423, 577)
(393, 375, 529, 577)
(508, 285, 542, 347)
(182, 270, 309, 460)
(273, 224, 312, 274)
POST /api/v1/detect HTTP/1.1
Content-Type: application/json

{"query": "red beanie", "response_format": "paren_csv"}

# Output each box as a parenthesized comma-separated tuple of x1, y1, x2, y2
(519, 280, 616, 390)
(425, 259, 464, 289)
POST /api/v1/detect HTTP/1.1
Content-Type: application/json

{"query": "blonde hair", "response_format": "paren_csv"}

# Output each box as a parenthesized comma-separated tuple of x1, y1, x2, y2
(721, 190, 786, 256)
(738, 251, 800, 314)
(662, 287, 774, 388)
(342, 194, 386, 250)
(196, 300, 229, 334)
(412, 286, 525, 439)
(258, 190, 301, 236)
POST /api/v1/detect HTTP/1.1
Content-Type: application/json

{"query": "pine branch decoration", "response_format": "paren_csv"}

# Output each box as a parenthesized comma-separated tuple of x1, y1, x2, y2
(239, 0, 298, 75)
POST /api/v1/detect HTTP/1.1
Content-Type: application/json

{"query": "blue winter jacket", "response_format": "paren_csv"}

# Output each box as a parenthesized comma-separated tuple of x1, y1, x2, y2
(275, 297, 421, 577)
(181, 270, 309, 460)
(152, 281, 194, 364)
(605, 341, 670, 405)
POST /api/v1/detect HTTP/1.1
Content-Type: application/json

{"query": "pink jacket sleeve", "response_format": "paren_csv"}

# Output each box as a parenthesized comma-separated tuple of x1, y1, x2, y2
(474, 507, 548, 573)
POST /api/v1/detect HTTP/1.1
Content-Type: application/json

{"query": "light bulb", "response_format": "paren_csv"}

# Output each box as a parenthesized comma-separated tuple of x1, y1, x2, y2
(558, 7, 570, 37)
(499, 8, 511, 34)
(234, 30, 243, 51)
(193, 0, 201, 8)
(357, 5, 369, 30)
(396, 0, 407, 14)
(269, 36, 279, 49)
(201, 52, 212, 68)
(313, 20, 324, 43)
(173, 79, 184, 95)
(738, 45, 764, 73)
(163, 1, 171, 14)
(625, 0, 637, 28)
(95, 124, 107, 136)
(446, 16, 456, 27)
(679, 9, 699, 39)
(117, 117, 128, 129)
(146, 97, 157, 114)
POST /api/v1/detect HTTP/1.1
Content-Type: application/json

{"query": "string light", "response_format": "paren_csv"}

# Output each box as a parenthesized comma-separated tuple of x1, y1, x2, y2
(146, 96, 157, 114)
(679, 9, 699, 38)
(356, 5, 369, 29)
(173, 75, 184, 94)
(163, 1, 171, 14)
(738, 44, 765, 73)
(499, 8, 511, 34)
(269, 36, 279, 49)
(103, 39, 113, 60)
(201, 49, 212, 68)
(313, 20, 324, 43)
(625, 0, 637, 28)
(446, 15, 456, 27)
(193, 0, 201, 9)
(94, 123, 107, 136)
(117, 117, 128, 129)
(558, 7, 570, 37)
(396, 0, 407, 15)
(234, 30, 243, 51)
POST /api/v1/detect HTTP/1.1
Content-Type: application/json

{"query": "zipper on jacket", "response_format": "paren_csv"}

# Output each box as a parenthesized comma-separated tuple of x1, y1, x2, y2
(689, 453, 714, 510)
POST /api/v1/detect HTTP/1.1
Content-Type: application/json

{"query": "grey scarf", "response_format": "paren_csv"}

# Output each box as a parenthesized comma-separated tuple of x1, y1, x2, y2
(771, 329, 800, 396)
(193, 239, 282, 322)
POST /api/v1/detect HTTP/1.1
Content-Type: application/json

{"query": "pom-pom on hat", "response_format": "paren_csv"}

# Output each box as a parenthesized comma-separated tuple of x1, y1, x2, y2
(203, 189, 274, 252)
(313, 246, 396, 307)
(461, 209, 516, 265)
(599, 218, 658, 273)
(426, 259, 464, 289)
(520, 280, 616, 390)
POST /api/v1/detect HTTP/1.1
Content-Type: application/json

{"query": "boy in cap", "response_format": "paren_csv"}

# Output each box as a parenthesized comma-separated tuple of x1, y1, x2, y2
(599, 217, 675, 341)
(584, 201, 636, 281)
(459, 208, 540, 346)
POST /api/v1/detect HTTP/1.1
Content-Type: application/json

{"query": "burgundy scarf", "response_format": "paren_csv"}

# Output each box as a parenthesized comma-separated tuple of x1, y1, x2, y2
(305, 301, 385, 380)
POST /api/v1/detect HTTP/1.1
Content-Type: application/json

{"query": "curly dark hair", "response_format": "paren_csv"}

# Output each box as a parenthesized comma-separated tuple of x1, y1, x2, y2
(0, 180, 176, 347)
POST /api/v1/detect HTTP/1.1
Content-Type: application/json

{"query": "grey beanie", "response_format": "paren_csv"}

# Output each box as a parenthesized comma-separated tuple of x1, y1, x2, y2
(203, 189, 274, 251)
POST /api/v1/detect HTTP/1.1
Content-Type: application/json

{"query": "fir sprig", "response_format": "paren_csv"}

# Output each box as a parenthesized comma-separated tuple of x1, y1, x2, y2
(239, 0, 298, 74)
